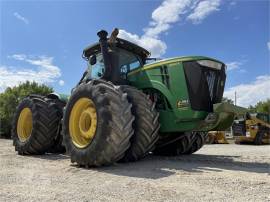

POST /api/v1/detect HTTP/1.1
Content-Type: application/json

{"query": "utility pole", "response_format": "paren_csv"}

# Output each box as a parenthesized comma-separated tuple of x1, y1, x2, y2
(234, 91, 237, 106)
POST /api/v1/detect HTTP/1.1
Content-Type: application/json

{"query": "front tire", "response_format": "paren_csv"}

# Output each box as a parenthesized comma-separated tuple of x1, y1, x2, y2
(119, 86, 160, 162)
(62, 81, 134, 167)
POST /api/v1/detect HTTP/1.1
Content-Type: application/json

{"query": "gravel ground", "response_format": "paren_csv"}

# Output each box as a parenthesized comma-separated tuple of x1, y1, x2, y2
(0, 139, 269, 202)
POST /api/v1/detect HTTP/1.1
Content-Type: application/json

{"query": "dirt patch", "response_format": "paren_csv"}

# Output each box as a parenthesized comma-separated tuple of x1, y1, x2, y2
(0, 139, 269, 201)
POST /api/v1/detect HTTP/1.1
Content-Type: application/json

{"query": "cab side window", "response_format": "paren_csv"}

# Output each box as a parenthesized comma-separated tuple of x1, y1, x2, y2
(129, 60, 141, 71)
(120, 60, 141, 79)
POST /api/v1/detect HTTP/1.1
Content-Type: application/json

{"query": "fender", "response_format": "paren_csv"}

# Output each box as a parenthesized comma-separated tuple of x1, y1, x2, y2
(47, 93, 69, 103)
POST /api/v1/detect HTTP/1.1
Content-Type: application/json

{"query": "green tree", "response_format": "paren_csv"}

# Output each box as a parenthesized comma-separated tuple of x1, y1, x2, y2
(0, 81, 53, 138)
(248, 105, 256, 113)
(248, 99, 270, 114)
(254, 99, 270, 113)
(222, 97, 234, 105)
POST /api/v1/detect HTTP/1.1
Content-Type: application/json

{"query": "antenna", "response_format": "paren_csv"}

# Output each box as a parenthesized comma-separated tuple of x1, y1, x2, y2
(234, 91, 237, 106)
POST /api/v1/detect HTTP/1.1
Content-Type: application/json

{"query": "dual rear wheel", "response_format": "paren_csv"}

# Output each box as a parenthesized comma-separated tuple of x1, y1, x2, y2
(12, 96, 62, 154)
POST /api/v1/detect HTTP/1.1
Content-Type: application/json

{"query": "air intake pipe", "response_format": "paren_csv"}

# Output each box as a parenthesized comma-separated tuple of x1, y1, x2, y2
(97, 28, 120, 83)
(97, 30, 112, 80)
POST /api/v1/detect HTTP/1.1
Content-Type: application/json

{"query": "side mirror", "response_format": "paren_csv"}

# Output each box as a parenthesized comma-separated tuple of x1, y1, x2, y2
(89, 55, 96, 65)
(97, 72, 102, 77)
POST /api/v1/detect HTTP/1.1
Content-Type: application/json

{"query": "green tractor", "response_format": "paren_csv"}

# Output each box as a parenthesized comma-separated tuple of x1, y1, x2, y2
(12, 28, 241, 166)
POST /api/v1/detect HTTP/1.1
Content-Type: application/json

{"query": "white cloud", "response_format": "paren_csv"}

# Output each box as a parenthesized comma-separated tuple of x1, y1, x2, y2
(226, 61, 243, 71)
(224, 75, 270, 107)
(58, 80, 65, 86)
(118, 30, 167, 58)
(230, 1, 236, 6)
(267, 41, 270, 50)
(144, 0, 195, 38)
(187, 0, 221, 24)
(9, 54, 61, 77)
(119, 0, 221, 57)
(13, 12, 29, 24)
(238, 69, 247, 73)
(0, 54, 61, 92)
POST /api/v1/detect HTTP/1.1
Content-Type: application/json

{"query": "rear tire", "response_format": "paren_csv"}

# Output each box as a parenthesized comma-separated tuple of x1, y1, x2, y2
(184, 132, 207, 154)
(47, 125, 65, 153)
(12, 96, 60, 155)
(62, 81, 134, 167)
(47, 100, 66, 153)
(154, 133, 191, 156)
(119, 86, 160, 162)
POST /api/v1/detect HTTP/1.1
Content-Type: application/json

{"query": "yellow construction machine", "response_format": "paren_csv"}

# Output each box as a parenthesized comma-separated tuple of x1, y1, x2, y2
(206, 131, 229, 144)
(233, 113, 270, 145)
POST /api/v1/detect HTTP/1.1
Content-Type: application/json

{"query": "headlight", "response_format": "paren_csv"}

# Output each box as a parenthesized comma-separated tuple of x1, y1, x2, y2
(197, 60, 223, 70)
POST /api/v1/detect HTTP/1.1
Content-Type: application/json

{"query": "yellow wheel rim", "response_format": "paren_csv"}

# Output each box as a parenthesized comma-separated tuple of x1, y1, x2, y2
(69, 98, 97, 148)
(17, 107, 33, 142)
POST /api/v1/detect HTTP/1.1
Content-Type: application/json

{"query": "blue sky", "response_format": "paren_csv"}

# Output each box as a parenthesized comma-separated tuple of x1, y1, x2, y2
(0, 0, 269, 107)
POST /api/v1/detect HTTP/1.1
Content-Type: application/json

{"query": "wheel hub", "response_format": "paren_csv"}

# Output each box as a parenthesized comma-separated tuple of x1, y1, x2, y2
(69, 98, 97, 148)
(17, 107, 33, 142)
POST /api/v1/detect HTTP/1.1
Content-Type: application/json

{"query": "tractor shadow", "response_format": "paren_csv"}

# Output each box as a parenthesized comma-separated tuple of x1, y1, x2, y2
(19, 144, 270, 180)
(30, 153, 70, 161)
(95, 153, 270, 179)
(18, 151, 270, 180)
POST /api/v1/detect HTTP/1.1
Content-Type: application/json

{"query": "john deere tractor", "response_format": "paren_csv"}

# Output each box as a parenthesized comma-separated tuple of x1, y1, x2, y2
(12, 28, 241, 166)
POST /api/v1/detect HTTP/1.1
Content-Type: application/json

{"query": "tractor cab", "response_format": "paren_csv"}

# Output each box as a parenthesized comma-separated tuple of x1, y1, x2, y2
(81, 29, 149, 85)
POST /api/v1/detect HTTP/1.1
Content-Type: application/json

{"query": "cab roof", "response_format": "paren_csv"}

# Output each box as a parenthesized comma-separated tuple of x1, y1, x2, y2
(83, 38, 150, 59)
